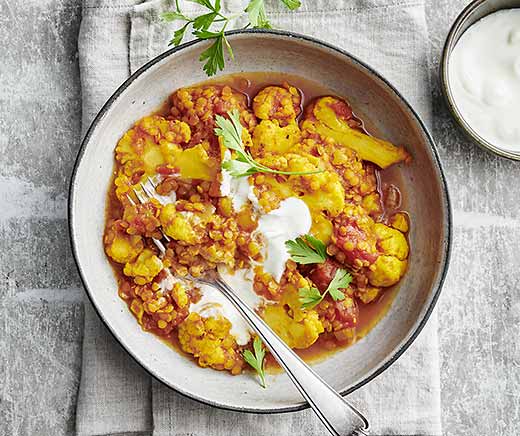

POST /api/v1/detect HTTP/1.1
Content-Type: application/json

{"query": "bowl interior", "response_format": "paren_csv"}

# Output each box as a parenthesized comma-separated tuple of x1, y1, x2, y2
(70, 32, 450, 412)
(441, 0, 520, 160)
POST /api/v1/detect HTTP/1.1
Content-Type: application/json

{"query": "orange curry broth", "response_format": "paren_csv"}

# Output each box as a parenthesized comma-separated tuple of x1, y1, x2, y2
(104, 71, 410, 371)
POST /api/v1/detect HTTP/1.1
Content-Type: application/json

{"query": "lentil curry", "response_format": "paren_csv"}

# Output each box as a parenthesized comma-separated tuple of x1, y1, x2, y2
(103, 73, 411, 377)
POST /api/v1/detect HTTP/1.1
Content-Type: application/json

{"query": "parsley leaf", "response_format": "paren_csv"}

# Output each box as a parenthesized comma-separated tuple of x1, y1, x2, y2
(298, 286, 323, 309)
(298, 268, 352, 310)
(243, 336, 267, 388)
(199, 34, 225, 76)
(170, 23, 190, 46)
(285, 235, 327, 265)
(161, 11, 190, 22)
(327, 269, 352, 301)
(245, 0, 272, 29)
(193, 11, 219, 30)
(164, 0, 301, 76)
(281, 0, 301, 10)
(215, 110, 324, 178)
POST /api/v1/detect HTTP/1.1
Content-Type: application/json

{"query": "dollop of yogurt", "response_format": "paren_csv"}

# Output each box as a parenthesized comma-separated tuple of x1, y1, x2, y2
(448, 9, 520, 152)
(257, 197, 312, 282)
(189, 267, 262, 345)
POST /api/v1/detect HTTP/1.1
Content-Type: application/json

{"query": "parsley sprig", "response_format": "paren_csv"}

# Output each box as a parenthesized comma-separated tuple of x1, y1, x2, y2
(243, 336, 267, 387)
(215, 109, 323, 178)
(161, 0, 301, 76)
(285, 235, 327, 265)
(299, 269, 352, 310)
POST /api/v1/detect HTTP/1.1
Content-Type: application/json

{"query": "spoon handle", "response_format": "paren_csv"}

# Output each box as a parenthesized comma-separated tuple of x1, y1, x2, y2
(214, 277, 370, 436)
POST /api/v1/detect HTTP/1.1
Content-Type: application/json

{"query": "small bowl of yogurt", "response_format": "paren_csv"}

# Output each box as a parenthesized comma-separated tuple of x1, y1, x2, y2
(441, 0, 520, 160)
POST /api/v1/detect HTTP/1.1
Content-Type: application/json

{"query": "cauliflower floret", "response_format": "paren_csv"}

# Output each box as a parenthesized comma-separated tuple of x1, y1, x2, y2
(178, 313, 244, 374)
(356, 286, 381, 304)
(367, 223, 409, 287)
(301, 169, 345, 218)
(123, 248, 163, 285)
(159, 204, 201, 243)
(171, 282, 189, 308)
(115, 130, 139, 165)
(113, 172, 138, 204)
(312, 212, 334, 244)
(251, 120, 301, 156)
(374, 223, 409, 260)
(390, 212, 409, 233)
(361, 192, 382, 217)
(104, 221, 144, 264)
(304, 96, 410, 169)
(262, 288, 324, 349)
(252, 84, 301, 126)
(368, 255, 407, 287)
(163, 119, 191, 144)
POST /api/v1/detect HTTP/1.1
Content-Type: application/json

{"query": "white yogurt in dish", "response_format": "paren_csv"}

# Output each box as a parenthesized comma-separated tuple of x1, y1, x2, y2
(448, 9, 520, 152)
(190, 268, 262, 345)
(257, 197, 312, 282)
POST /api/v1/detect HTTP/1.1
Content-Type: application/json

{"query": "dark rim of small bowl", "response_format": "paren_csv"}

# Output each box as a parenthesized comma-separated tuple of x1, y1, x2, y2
(69, 28, 452, 414)
(440, 0, 520, 161)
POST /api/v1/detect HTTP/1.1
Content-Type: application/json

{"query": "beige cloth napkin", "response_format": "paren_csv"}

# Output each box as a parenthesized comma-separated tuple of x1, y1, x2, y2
(76, 1, 442, 435)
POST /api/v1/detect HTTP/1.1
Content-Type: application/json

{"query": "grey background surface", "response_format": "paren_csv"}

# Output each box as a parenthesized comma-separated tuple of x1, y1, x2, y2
(1, 0, 519, 435)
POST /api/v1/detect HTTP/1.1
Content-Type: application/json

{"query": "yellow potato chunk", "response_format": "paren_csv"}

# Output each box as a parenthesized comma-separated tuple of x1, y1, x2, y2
(142, 137, 165, 174)
(368, 255, 407, 287)
(123, 248, 163, 285)
(161, 142, 217, 181)
(374, 223, 409, 260)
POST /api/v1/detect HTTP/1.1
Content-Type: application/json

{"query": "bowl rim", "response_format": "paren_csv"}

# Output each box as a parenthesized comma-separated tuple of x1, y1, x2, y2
(69, 28, 452, 414)
(440, 0, 520, 161)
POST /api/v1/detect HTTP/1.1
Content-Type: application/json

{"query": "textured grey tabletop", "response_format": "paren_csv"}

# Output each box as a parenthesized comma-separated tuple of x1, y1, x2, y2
(1, 1, 519, 435)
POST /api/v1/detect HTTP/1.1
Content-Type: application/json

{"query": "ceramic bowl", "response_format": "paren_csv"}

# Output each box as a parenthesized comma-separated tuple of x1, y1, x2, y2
(69, 30, 451, 413)
(441, 0, 520, 160)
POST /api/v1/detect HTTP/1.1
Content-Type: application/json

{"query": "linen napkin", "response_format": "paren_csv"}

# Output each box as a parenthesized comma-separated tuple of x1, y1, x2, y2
(76, 1, 442, 435)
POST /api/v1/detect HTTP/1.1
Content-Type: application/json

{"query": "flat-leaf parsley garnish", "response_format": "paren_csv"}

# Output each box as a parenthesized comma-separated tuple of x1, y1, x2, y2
(285, 234, 327, 265)
(161, 0, 302, 76)
(243, 336, 267, 388)
(215, 109, 323, 178)
(298, 268, 352, 309)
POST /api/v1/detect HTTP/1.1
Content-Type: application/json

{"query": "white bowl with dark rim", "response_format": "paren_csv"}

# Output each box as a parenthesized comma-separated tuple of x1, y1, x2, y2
(69, 30, 451, 413)
(441, 0, 520, 161)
